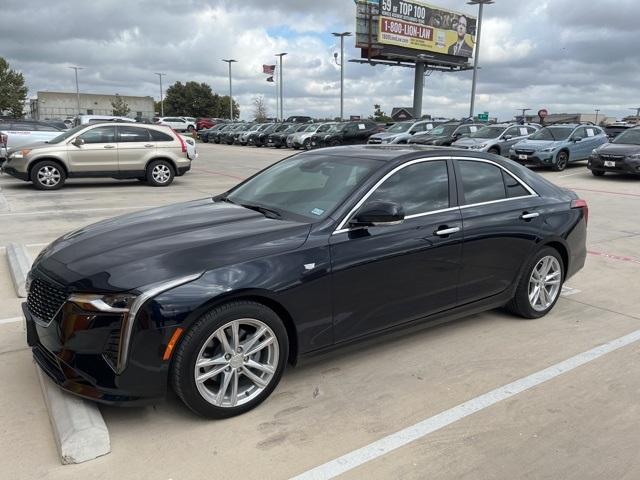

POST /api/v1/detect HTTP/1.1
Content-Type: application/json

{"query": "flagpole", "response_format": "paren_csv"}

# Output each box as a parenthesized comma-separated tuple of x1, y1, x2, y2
(274, 66, 279, 121)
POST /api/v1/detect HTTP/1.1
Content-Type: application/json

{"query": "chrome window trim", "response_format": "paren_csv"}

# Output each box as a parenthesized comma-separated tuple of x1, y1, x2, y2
(117, 272, 203, 373)
(332, 156, 451, 235)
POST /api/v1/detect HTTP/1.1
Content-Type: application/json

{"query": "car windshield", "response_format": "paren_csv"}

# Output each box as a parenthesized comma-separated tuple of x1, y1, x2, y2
(612, 129, 640, 145)
(326, 124, 343, 133)
(225, 154, 381, 221)
(529, 127, 574, 141)
(426, 125, 457, 136)
(387, 122, 412, 133)
(47, 125, 86, 144)
(469, 126, 506, 139)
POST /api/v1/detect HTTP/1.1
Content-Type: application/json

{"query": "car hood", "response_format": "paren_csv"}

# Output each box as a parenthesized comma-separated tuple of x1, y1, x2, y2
(514, 139, 566, 150)
(595, 143, 640, 155)
(369, 132, 401, 141)
(292, 131, 315, 141)
(33, 199, 311, 292)
(7, 140, 54, 154)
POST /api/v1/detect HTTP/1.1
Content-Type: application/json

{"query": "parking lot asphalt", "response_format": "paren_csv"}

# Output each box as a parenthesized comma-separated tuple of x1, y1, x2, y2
(1, 144, 639, 479)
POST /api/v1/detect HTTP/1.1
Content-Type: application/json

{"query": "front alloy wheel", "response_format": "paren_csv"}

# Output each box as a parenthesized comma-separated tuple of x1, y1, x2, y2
(171, 301, 288, 418)
(31, 160, 66, 190)
(553, 151, 569, 171)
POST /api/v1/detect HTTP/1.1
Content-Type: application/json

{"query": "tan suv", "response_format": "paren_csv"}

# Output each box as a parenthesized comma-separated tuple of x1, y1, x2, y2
(1, 123, 193, 189)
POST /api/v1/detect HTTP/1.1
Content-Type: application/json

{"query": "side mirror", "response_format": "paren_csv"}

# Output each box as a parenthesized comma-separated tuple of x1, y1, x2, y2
(573, 136, 583, 142)
(72, 137, 84, 147)
(350, 200, 405, 227)
(503, 134, 513, 140)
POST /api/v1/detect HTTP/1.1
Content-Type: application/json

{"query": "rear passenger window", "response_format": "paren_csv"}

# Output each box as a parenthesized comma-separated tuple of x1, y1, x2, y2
(117, 126, 150, 142)
(459, 161, 506, 204)
(366, 161, 449, 216)
(502, 170, 530, 198)
(149, 129, 174, 141)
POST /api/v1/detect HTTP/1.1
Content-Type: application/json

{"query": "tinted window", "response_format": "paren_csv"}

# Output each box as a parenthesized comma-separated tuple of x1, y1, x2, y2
(459, 161, 506, 204)
(367, 161, 449, 216)
(117, 126, 150, 142)
(529, 127, 573, 141)
(501, 170, 529, 198)
(504, 126, 521, 137)
(79, 126, 116, 144)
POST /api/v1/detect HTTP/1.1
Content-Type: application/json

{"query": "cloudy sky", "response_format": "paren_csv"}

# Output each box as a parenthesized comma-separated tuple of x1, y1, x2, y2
(2, 0, 638, 121)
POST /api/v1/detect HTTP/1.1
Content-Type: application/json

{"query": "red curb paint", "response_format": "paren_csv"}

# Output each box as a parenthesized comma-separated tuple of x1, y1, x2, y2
(588, 250, 640, 265)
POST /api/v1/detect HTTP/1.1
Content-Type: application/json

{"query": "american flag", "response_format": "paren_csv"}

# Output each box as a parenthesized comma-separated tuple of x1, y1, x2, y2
(262, 64, 276, 75)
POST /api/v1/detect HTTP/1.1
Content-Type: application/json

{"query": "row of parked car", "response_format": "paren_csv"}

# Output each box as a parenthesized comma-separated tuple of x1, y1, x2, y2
(199, 117, 640, 176)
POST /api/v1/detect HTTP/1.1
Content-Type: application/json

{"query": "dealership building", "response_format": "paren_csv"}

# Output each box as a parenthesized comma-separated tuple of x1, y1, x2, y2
(29, 91, 155, 121)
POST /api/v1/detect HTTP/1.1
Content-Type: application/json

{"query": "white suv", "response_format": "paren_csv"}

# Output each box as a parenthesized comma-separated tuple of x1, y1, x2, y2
(156, 117, 196, 132)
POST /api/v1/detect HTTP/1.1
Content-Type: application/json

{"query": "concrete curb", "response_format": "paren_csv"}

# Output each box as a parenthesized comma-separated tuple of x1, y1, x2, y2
(36, 366, 111, 464)
(6, 242, 32, 298)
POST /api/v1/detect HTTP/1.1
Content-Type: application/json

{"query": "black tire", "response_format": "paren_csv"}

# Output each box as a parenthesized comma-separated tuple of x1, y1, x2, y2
(591, 170, 605, 177)
(146, 159, 175, 187)
(330, 140, 340, 147)
(487, 147, 500, 155)
(30, 160, 66, 190)
(553, 151, 569, 171)
(187, 125, 195, 132)
(171, 301, 289, 418)
(201, 136, 209, 143)
(506, 246, 565, 319)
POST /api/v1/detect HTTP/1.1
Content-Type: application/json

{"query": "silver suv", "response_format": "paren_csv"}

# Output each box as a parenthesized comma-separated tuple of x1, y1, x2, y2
(1, 123, 193, 190)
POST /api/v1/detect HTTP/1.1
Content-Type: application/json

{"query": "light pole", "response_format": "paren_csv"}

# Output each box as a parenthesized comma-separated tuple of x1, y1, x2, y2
(275, 53, 287, 121)
(518, 108, 531, 124)
(68, 66, 84, 115)
(332, 32, 352, 121)
(629, 108, 640, 124)
(467, 0, 494, 118)
(594, 109, 600, 125)
(222, 59, 237, 120)
(154, 72, 166, 117)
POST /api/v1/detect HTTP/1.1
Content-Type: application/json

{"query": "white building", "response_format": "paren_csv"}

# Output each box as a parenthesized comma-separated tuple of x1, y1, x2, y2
(30, 91, 155, 120)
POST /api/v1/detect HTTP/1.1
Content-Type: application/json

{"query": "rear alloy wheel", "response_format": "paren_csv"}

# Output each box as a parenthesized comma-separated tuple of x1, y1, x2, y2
(506, 247, 564, 319)
(31, 160, 66, 190)
(171, 301, 288, 418)
(591, 169, 605, 177)
(487, 147, 500, 155)
(146, 160, 175, 187)
(553, 151, 569, 171)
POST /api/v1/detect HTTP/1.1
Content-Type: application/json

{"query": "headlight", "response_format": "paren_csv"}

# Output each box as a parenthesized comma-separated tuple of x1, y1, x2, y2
(541, 147, 555, 153)
(470, 144, 487, 149)
(629, 153, 640, 160)
(10, 149, 31, 159)
(69, 293, 137, 313)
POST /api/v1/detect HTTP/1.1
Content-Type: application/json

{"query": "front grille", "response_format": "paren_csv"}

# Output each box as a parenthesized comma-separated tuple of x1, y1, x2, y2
(515, 149, 535, 155)
(599, 154, 625, 161)
(103, 328, 122, 370)
(368, 138, 382, 144)
(27, 277, 67, 324)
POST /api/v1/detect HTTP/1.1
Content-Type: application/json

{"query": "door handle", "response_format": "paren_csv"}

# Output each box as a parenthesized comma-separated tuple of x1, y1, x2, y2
(434, 226, 460, 236)
(103, 145, 115, 149)
(520, 212, 539, 220)
(144, 144, 154, 148)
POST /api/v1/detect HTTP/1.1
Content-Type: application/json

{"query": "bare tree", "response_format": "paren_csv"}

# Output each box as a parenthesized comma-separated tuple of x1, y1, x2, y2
(252, 95, 268, 121)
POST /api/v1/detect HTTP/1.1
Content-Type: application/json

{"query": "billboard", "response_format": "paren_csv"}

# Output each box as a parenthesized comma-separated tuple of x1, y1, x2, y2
(378, 0, 477, 58)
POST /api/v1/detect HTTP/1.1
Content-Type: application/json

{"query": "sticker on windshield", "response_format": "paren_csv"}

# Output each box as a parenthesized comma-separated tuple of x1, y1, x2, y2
(310, 208, 325, 216)
(469, 126, 478, 132)
(586, 128, 595, 137)
(358, 124, 366, 130)
(426, 124, 433, 130)
(519, 128, 528, 135)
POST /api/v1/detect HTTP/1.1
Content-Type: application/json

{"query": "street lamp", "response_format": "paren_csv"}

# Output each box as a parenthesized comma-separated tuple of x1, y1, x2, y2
(154, 72, 166, 117)
(467, 0, 494, 118)
(518, 108, 531, 123)
(629, 107, 640, 124)
(68, 66, 84, 115)
(332, 32, 352, 121)
(275, 53, 288, 121)
(594, 109, 600, 125)
(222, 59, 237, 120)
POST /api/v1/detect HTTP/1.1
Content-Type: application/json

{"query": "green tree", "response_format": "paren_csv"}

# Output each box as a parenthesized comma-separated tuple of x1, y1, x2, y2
(369, 104, 392, 123)
(111, 94, 131, 116)
(217, 95, 240, 120)
(0, 57, 28, 118)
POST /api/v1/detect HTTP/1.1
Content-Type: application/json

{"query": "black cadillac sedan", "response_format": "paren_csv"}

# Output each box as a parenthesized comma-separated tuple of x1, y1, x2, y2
(25, 146, 587, 418)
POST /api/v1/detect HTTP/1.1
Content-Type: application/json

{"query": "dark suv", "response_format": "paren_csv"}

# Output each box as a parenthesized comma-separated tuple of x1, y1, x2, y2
(408, 122, 484, 146)
(589, 126, 640, 177)
(309, 120, 378, 148)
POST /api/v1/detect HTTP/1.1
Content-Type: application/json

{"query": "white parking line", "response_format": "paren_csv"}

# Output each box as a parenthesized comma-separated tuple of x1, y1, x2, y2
(557, 171, 585, 178)
(0, 205, 156, 217)
(290, 328, 640, 480)
(0, 316, 23, 326)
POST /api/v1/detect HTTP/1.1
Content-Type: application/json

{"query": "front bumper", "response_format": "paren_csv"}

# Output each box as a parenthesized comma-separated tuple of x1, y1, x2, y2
(23, 284, 174, 406)
(509, 151, 554, 166)
(588, 156, 640, 175)
(1, 164, 29, 181)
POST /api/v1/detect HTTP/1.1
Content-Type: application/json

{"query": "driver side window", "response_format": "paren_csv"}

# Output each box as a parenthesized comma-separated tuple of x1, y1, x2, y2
(78, 126, 116, 144)
(365, 161, 449, 217)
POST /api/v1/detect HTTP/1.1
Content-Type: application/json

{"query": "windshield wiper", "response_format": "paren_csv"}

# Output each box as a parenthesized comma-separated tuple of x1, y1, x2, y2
(240, 203, 282, 219)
